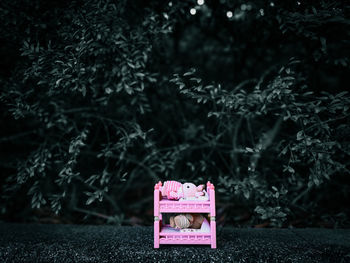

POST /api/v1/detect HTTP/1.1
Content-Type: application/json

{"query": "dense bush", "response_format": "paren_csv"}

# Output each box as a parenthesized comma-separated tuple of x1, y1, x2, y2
(0, 0, 349, 227)
(171, 61, 349, 226)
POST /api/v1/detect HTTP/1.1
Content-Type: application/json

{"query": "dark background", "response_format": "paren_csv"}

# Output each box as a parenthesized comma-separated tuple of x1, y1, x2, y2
(0, 0, 349, 228)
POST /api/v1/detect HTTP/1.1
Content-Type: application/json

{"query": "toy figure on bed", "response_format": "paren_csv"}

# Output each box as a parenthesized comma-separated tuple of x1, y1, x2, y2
(169, 214, 205, 230)
(161, 181, 205, 200)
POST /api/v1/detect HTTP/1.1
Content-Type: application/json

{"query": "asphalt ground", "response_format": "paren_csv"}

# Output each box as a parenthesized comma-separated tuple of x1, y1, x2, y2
(0, 223, 349, 262)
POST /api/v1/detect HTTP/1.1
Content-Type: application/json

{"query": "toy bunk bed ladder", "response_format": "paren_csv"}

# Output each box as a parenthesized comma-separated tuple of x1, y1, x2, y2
(154, 181, 162, 249)
(207, 181, 217, 249)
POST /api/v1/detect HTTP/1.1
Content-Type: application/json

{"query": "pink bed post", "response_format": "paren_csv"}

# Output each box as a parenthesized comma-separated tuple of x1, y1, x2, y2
(206, 181, 210, 196)
(208, 182, 217, 249)
(154, 181, 162, 248)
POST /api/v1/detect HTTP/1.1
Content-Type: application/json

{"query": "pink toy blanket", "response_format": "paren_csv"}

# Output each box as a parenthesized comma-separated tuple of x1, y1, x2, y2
(161, 181, 183, 199)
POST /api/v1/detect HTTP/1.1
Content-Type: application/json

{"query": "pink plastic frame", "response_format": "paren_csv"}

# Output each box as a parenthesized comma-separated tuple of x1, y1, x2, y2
(154, 181, 217, 249)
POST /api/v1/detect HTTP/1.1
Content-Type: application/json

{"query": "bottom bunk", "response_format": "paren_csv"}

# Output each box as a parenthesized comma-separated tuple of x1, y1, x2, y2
(155, 217, 216, 248)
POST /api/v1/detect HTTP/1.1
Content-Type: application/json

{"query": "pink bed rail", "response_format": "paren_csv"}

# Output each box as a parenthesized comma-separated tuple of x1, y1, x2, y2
(154, 181, 216, 249)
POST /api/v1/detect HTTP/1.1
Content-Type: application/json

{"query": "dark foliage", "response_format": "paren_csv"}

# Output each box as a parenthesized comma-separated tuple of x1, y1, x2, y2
(0, 0, 349, 227)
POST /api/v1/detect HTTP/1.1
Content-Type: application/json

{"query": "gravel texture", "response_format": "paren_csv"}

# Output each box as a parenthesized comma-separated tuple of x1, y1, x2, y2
(0, 223, 350, 263)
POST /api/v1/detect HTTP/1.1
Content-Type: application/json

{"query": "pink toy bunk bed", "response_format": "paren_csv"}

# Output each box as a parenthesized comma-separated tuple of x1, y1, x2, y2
(154, 181, 217, 249)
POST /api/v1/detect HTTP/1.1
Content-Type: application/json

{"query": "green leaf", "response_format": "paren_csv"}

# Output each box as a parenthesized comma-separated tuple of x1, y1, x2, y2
(246, 147, 254, 153)
(296, 131, 303, 141)
(86, 196, 96, 205)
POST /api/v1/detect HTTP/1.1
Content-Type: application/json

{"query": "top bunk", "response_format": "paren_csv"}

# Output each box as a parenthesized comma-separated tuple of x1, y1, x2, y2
(154, 181, 216, 214)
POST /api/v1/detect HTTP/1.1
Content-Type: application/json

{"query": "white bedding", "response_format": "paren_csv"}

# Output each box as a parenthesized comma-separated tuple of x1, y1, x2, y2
(179, 190, 209, 201)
